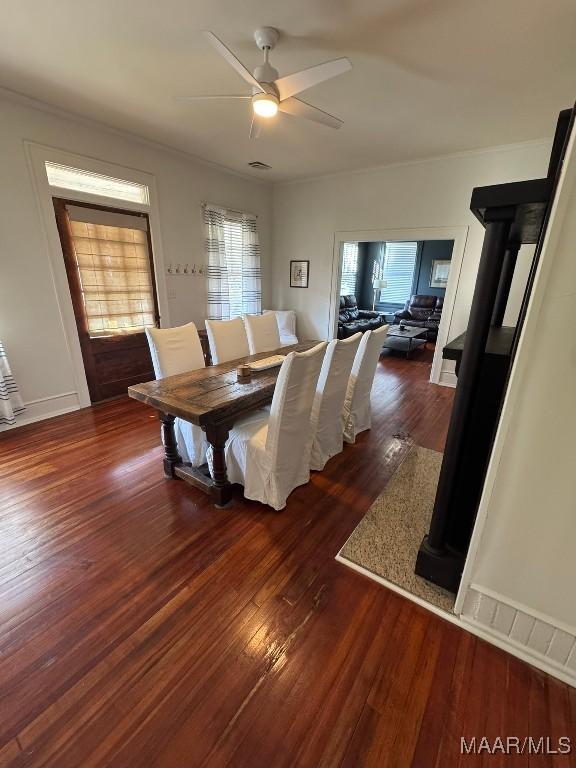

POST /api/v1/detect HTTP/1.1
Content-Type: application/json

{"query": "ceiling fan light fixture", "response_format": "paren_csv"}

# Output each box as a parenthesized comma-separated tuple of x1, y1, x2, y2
(186, 30, 351, 135)
(252, 92, 279, 118)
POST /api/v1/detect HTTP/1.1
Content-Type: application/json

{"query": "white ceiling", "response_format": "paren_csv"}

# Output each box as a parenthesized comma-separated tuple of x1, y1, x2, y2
(2, 0, 575, 181)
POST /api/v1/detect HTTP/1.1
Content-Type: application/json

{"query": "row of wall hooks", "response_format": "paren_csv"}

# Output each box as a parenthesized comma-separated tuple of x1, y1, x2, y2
(166, 263, 206, 276)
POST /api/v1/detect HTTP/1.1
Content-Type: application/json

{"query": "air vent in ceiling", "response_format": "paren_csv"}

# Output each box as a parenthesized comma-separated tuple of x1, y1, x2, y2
(248, 161, 271, 170)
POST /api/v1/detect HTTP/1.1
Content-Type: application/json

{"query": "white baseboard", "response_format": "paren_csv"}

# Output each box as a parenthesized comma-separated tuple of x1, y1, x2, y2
(8, 391, 80, 428)
(438, 370, 457, 388)
(461, 586, 576, 688)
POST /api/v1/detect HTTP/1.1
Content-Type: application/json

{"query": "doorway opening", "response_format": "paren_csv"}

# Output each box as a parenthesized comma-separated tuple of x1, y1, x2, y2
(337, 238, 455, 374)
(332, 227, 468, 616)
(53, 198, 159, 402)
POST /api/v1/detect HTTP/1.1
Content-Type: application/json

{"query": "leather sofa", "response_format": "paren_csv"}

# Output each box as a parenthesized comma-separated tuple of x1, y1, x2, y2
(337, 295, 387, 339)
(393, 295, 443, 340)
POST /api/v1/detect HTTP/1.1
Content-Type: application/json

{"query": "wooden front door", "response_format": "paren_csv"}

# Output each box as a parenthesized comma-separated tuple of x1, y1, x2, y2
(53, 198, 160, 402)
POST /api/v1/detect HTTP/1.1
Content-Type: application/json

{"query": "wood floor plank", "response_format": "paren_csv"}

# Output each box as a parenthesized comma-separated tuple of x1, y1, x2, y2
(427, 628, 475, 766)
(547, 678, 575, 768)
(203, 567, 392, 768)
(0, 348, 572, 767)
(409, 620, 467, 766)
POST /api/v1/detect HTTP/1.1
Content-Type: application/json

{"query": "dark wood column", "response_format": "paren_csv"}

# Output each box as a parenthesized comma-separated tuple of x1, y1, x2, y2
(491, 241, 521, 327)
(416, 214, 513, 589)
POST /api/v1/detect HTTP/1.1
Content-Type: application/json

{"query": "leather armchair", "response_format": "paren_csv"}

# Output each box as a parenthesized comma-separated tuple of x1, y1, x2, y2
(337, 295, 387, 339)
(393, 295, 444, 340)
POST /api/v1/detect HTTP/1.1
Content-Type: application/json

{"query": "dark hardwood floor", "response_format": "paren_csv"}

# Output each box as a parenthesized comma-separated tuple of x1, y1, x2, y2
(0, 348, 573, 767)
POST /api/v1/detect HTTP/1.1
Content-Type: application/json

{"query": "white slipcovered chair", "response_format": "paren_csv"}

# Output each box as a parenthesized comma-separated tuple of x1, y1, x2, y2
(244, 313, 281, 355)
(209, 342, 327, 511)
(342, 324, 389, 444)
(145, 323, 207, 466)
(310, 333, 362, 471)
(205, 317, 250, 364)
(263, 309, 298, 347)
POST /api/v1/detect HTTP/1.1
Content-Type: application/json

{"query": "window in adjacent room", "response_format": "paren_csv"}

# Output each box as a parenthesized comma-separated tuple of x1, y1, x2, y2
(377, 241, 419, 305)
(205, 204, 261, 320)
(340, 242, 359, 295)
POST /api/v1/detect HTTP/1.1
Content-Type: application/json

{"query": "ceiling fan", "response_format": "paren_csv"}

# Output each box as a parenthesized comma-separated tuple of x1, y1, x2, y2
(178, 27, 352, 138)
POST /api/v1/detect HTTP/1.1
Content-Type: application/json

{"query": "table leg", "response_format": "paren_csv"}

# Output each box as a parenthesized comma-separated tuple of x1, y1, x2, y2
(205, 423, 233, 507)
(160, 413, 181, 478)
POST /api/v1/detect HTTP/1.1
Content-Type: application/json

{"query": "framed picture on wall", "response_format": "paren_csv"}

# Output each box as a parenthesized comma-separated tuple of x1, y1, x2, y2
(430, 259, 451, 288)
(290, 260, 309, 288)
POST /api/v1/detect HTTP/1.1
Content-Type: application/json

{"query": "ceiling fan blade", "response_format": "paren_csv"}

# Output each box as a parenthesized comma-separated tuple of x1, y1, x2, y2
(176, 95, 251, 101)
(203, 31, 265, 93)
(278, 97, 343, 129)
(274, 57, 351, 100)
(249, 114, 262, 140)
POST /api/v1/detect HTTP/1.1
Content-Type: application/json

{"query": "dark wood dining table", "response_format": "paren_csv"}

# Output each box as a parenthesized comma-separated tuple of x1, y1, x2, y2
(128, 341, 319, 507)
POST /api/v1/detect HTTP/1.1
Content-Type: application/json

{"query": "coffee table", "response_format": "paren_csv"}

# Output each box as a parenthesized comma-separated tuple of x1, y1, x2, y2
(383, 325, 427, 358)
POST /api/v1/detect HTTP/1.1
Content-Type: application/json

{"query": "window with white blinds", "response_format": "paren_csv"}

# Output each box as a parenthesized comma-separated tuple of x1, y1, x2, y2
(204, 204, 261, 320)
(379, 241, 419, 304)
(223, 218, 244, 319)
(340, 242, 359, 296)
(66, 205, 156, 337)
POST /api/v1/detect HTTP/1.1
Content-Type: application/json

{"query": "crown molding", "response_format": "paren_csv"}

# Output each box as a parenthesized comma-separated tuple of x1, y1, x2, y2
(0, 86, 272, 187)
(273, 137, 553, 188)
(0, 84, 554, 190)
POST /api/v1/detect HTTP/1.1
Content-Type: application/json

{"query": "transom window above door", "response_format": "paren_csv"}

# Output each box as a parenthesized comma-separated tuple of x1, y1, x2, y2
(45, 161, 149, 205)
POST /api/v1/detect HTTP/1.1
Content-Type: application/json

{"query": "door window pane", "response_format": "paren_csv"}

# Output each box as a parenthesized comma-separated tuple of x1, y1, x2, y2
(68, 211, 156, 337)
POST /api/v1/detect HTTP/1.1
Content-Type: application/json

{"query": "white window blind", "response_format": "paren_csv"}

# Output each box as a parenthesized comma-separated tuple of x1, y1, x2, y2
(67, 206, 156, 337)
(223, 217, 244, 319)
(340, 242, 359, 296)
(380, 242, 418, 304)
(46, 162, 149, 205)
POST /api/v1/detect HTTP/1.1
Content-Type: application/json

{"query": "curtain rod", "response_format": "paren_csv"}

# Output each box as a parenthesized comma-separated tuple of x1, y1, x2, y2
(201, 200, 258, 219)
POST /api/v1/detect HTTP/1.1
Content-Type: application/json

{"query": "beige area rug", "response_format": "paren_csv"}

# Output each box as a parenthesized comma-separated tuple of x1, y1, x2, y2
(339, 446, 455, 613)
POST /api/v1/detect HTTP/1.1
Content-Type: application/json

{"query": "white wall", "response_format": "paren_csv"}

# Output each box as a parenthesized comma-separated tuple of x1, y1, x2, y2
(0, 94, 272, 422)
(271, 142, 551, 358)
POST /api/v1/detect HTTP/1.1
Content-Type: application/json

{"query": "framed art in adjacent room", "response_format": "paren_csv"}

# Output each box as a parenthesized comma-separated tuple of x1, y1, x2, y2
(290, 260, 310, 288)
(430, 259, 451, 288)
